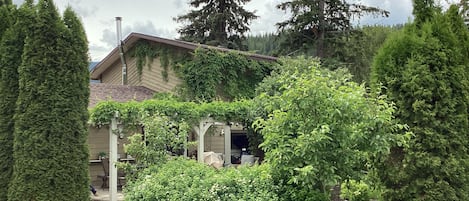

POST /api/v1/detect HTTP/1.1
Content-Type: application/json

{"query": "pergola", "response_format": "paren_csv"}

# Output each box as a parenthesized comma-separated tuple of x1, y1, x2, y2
(91, 99, 252, 201)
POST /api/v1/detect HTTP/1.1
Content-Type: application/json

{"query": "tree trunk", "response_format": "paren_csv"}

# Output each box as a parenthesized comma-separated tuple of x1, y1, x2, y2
(316, 0, 326, 58)
(330, 184, 342, 201)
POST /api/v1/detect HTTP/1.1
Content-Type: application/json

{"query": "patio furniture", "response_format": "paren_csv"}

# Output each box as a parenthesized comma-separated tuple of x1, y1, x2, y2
(97, 158, 126, 189)
(97, 158, 109, 189)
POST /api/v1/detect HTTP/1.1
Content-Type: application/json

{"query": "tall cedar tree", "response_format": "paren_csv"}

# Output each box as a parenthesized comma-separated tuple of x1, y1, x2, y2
(0, 0, 13, 39)
(0, 2, 19, 200)
(0, 0, 11, 6)
(8, 0, 90, 200)
(175, 0, 258, 50)
(371, 2, 469, 200)
(276, 0, 388, 57)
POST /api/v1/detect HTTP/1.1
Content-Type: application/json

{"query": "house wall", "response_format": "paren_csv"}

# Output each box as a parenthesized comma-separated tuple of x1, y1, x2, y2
(100, 46, 183, 93)
(101, 60, 122, 84)
(126, 55, 182, 93)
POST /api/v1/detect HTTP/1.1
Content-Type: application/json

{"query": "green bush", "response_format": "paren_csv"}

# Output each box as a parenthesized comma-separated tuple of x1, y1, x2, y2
(125, 157, 279, 201)
(253, 57, 410, 198)
(341, 180, 382, 201)
(278, 184, 329, 201)
(371, 4, 469, 200)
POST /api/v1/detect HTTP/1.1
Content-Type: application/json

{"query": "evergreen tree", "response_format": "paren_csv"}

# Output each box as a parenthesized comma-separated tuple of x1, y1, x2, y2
(174, 0, 258, 50)
(0, 0, 14, 39)
(276, 0, 388, 57)
(0, 2, 33, 200)
(245, 33, 282, 56)
(0, 8, 16, 201)
(8, 0, 90, 200)
(331, 25, 399, 83)
(371, 3, 469, 200)
(0, 0, 12, 7)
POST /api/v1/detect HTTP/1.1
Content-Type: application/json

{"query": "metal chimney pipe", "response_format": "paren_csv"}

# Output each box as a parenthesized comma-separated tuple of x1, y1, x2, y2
(115, 17, 127, 85)
(116, 17, 122, 45)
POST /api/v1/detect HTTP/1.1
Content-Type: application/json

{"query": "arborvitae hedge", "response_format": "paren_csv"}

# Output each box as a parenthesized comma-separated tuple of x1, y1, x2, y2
(0, 2, 33, 200)
(8, 0, 90, 200)
(0, 2, 13, 39)
(371, 5, 469, 201)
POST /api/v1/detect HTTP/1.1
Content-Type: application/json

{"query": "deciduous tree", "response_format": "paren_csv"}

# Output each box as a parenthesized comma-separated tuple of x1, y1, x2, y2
(253, 57, 408, 200)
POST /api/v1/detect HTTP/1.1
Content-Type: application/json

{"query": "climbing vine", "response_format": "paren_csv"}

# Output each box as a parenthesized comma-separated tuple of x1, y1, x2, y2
(89, 99, 254, 128)
(180, 48, 273, 102)
(131, 41, 275, 102)
(131, 41, 190, 82)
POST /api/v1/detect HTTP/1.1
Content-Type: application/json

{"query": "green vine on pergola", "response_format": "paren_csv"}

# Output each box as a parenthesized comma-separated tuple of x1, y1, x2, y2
(89, 99, 254, 127)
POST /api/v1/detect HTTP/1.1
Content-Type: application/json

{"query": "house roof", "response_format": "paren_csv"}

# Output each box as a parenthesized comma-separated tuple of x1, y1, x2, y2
(90, 32, 278, 80)
(89, 83, 155, 108)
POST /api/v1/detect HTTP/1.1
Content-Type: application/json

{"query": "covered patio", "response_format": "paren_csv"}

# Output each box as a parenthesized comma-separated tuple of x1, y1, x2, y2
(89, 99, 254, 201)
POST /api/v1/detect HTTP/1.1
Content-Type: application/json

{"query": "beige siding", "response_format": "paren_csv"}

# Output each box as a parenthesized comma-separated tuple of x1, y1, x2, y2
(124, 54, 182, 92)
(100, 45, 183, 92)
(126, 56, 143, 86)
(101, 60, 122, 84)
(141, 58, 182, 92)
(204, 127, 225, 154)
(114, 44, 181, 92)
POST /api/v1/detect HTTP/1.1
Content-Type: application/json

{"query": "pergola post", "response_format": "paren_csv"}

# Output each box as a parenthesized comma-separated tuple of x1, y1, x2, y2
(109, 111, 119, 201)
(223, 125, 231, 166)
(195, 119, 213, 163)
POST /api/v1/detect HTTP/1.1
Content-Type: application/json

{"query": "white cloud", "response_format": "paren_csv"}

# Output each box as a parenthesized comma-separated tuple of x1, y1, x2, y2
(99, 20, 176, 49)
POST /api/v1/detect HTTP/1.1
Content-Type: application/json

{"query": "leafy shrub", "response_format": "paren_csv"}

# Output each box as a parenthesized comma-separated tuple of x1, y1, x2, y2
(341, 180, 382, 201)
(279, 184, 329, 201)
(253, 57, 410, 198)
(125, 157, 279, 201)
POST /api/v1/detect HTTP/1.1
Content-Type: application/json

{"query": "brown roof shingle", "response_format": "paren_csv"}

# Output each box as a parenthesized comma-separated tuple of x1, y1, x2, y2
(89, 83, 155, 108)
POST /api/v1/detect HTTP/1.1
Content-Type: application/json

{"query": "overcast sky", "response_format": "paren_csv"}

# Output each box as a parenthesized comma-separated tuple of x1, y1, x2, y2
(10, 0, 458, 61)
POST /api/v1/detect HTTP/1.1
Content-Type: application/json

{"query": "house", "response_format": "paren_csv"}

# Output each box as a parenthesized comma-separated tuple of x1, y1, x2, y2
(90, 32, 276, 90)
(87, 32, 277, 186)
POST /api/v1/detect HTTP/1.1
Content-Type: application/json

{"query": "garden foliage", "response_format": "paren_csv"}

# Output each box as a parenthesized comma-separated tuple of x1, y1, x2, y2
(117, 114, 277, 201)
(253, 57, 410, 199)
(119, 115, 190, 179)
(340, 179, 382, 201)
(371, 4, 469, 201)
(125, 157, 279, 201)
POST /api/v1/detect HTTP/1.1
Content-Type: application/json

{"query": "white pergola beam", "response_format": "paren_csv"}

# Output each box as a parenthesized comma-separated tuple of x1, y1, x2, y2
(109, 113, 118, 201)
(223, 125, 231, 166)
(195, 119, 213, 163)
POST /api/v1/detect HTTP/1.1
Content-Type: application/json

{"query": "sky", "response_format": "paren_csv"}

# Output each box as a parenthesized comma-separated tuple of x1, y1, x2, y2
(9, 0, 457, 61)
